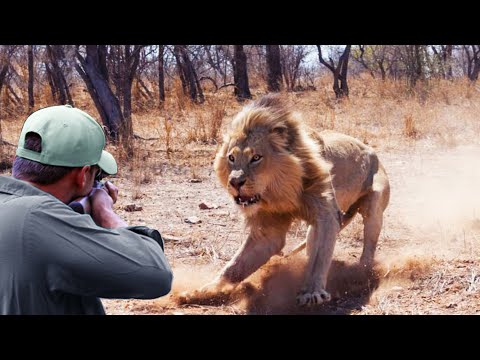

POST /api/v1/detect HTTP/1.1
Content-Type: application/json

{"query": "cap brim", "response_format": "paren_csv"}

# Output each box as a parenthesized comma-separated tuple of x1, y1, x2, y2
(97, 150, 117, 175)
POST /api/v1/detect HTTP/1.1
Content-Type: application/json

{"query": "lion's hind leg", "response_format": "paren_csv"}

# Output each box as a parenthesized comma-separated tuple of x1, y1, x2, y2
(359, 168, 390, 268)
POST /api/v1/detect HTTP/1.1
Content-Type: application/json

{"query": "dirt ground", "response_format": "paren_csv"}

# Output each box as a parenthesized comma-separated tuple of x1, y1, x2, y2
(2, 86, 480, 315)
(97, 140, 480, 315)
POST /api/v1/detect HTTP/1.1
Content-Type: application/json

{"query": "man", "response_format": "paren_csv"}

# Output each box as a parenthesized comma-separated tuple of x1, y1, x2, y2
(0, 105, 173, 315)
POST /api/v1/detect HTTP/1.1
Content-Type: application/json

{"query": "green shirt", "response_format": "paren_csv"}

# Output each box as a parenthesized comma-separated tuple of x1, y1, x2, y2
(0, 176, 173, 315)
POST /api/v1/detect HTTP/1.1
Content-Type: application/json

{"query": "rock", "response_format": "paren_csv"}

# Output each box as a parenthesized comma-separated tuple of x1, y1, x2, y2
(124, 204, 143, 212)
(185, 216, 202, 224)
(199, 201, 219, 210)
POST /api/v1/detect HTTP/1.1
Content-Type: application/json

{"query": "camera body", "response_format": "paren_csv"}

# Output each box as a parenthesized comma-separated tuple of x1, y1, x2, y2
(69, 180, 105, 214)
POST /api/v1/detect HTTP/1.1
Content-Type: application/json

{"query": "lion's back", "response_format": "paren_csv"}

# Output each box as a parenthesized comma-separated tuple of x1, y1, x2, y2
(312, 130, 383, 211)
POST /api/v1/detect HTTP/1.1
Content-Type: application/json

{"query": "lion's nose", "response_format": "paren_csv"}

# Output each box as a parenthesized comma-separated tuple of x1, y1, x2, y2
(229, 178, 246, 190)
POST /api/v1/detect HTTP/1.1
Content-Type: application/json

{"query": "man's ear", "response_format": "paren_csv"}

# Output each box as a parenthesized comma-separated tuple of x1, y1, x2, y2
(73, 166, 91, 189)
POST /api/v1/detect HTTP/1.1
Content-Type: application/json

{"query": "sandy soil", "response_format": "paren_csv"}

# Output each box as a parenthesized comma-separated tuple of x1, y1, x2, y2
(100, 140, 480, 315)
(2, 86, 479, 315)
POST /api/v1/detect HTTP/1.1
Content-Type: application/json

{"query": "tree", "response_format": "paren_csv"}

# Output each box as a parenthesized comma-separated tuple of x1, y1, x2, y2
(158, 45, 165, 104)
(0, 46, 20, 117)
(280, 45, 310, 91)
(45, 45, 74, 105)
(317, 45, 351, 98)
(75, 45, 124, 141)
(233, 45, 251, 100)
(107, 45, 143, 138)
(27, 45, 34, 110)
(403, 45, 425, 87)
(463, 45, 480, 81)
(0, 46, 17, 155)
(203, 45, 228, 85)
(266, 45, 282, 92)
(0, 55, 9, 97)
(173, 45, 204, 103)
(430, 45, 454, 79)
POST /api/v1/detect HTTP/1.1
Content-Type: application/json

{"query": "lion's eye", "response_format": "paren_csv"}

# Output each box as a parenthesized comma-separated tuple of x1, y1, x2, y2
(228, 154, 235, 163)
(251, 154, 262, 162)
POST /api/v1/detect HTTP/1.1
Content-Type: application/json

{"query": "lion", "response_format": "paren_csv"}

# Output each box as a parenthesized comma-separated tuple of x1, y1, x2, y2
(183, 94, 390, 306)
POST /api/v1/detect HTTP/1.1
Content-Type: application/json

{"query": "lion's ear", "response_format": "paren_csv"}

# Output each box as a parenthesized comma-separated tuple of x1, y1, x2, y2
(271, 125, 288, 137)
(269, 125, 291, 150)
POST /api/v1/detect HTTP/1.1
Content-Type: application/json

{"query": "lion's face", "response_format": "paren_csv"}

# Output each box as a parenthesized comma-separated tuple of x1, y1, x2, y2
(214, 108, 305, 217)
(215, 132, 272, 215)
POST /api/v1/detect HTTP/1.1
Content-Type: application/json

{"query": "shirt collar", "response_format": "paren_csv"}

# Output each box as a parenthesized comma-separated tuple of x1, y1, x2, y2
(0, 175, 57, 199)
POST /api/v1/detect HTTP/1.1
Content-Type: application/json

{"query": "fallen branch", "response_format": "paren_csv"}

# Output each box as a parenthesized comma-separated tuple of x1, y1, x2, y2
(133, 134, 160, 141)
(199, 76, 218, 91)
(162, 235, 186, 242)
(1, 140, 16, 147)
(284, 240, 306, 259)
(218, 83, 235, 91)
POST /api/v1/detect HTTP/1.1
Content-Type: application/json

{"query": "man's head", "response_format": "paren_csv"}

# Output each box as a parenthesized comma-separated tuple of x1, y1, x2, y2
(13, 105, 117, 189)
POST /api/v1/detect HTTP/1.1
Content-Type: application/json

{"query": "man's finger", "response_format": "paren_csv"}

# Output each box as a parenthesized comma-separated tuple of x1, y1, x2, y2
(104, 181, 118, 203)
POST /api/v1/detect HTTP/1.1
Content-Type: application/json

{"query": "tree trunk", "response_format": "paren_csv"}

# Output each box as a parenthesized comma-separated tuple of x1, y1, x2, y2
(44, 62, 58, 103)
(378, 61, 386, 81)
(28, 45, 34, 110)
(173, 45, 204, 103)
(0, 64, 8, 97)
(137, 77, 154, 100)
(204, 45, 226, 81)
(446, 45, 453, 79)
(158, 45, 165, 104)
(317, 45, 351, 98)
(75, 45, 124, 140)
(465, 45, 480, 81)
(471, 63, 480, 81)
(98, 45, 109, 82)
(74, 62, 108, 125)
(266, 45, 282, 92)
(120, 45, 141, 140)
(0, 61, 8, 158)
(46, 45, 67, 104)
(122, 81, 133, 139)
(233, 45, 251, 100)
(0, 63, 8, 134)
(52, 45, 74, 106)
(339, 45, 351, 97)
(414, 45, 423, 84)
(7, 84, 21, 105)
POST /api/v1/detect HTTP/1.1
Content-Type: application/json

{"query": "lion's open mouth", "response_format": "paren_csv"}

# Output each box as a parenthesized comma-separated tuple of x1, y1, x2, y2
(234, 194, 260, 207)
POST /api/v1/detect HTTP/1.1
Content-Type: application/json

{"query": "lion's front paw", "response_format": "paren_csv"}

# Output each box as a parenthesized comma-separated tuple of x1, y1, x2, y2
(296, 290, 331, 306)
(176, 280, 234, 306)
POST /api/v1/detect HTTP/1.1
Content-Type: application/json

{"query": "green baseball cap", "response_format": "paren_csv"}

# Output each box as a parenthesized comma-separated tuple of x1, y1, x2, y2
(16, 105, 117, 175)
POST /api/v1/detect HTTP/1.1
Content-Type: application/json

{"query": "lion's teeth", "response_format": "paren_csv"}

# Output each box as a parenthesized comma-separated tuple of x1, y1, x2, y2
(235, 194, 260, 207)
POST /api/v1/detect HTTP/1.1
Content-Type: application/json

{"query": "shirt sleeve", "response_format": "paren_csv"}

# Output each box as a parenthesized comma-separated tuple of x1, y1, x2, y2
(25, 198, 173, 299)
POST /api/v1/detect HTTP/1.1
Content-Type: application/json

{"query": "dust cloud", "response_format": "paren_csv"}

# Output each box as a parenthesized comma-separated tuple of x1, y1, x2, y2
(167, 145, 480, 314)
(387, 145, 480, 257)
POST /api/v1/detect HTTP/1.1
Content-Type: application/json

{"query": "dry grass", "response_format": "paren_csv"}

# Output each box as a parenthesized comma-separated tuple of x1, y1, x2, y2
(2, 75, 480, 204)
(3, 75, 479, 162)
(2, 75, 480, 315)
(403, 114, 418, 139)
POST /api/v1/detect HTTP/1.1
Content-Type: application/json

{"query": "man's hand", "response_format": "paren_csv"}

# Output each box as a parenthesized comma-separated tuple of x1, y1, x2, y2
(90, 181, 127, 228)
(101, 181, 119, 203)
